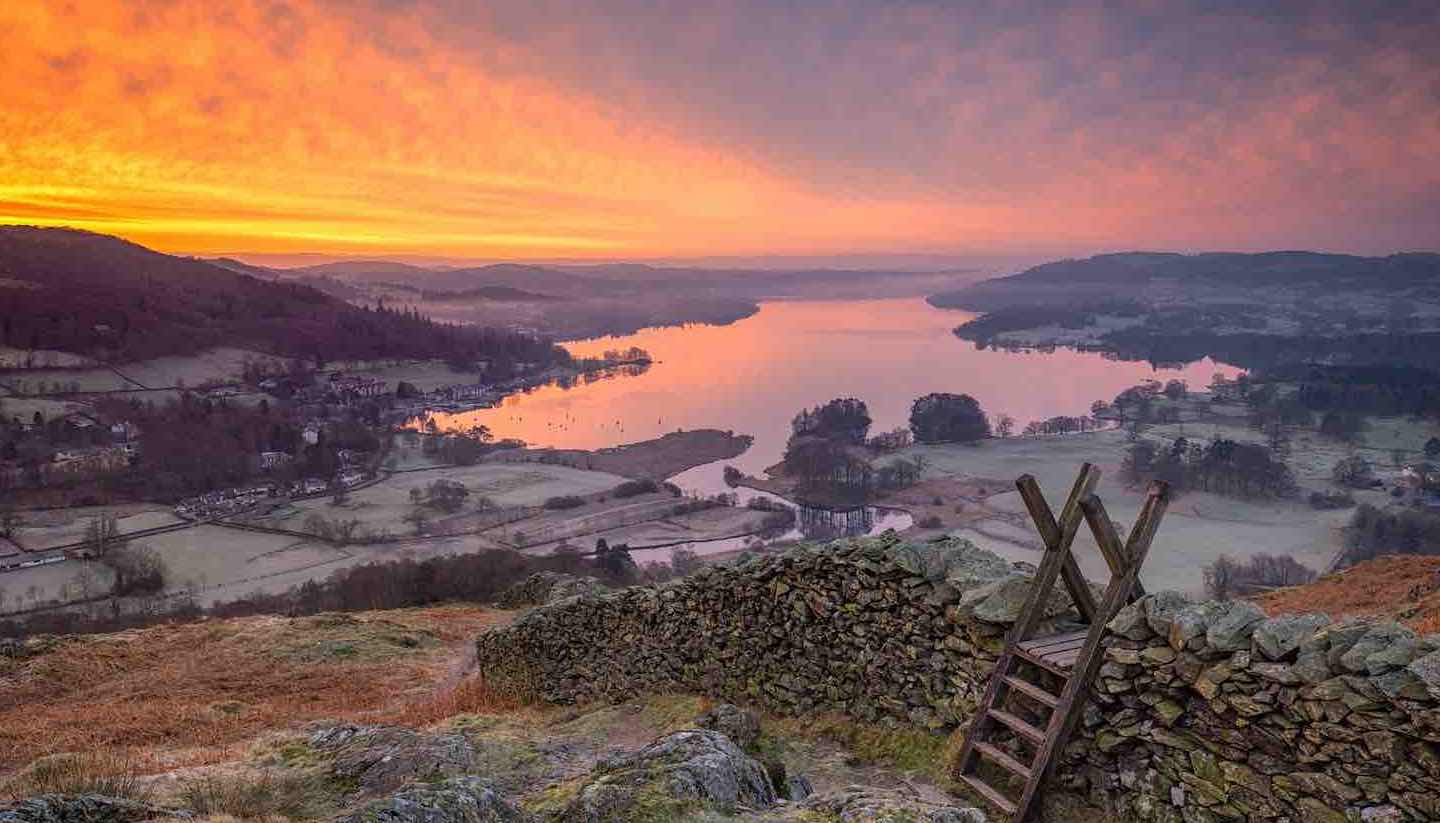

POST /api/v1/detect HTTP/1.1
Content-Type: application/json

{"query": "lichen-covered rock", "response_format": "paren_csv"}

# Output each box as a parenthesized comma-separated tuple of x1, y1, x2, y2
(1108, 600, 1154, 641)
(964, 575, 1071, 624)
(931, 541, 1012, 589)
(1338, 623, 1416, 674)
(0, 796, 179, 823)
(341, 777, 527, 823)
(695, 703, 761, 749)
(559, 730, 776, 821)
(1407, 649, 1440, 700)
(546, 576, 609, 604)
(1253, 613, 1329, 661)
(1204, 600, 1266, 652)
(1316, 618, 1374, 668)
(496, 572, 606, 608)
(310, 724, 480, 794)
(1168, 601, 1227, 650)
(1143, 590, 1192, 637)
(800, 787, 986, 823)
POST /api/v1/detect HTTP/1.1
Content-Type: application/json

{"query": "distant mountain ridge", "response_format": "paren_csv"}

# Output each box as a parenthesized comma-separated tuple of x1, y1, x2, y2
(930, 250, 1440, 310)
(0, 226, 563, 365)
(234, 257, 972, 300)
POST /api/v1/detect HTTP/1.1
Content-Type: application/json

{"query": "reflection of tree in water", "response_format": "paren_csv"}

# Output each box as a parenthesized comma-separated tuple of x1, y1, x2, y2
(574, 362, 650, 386)
(797, 505, 874, 540)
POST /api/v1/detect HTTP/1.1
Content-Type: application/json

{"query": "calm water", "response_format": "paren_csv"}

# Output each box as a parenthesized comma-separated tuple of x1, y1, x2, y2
(435, 298, 1239, 477)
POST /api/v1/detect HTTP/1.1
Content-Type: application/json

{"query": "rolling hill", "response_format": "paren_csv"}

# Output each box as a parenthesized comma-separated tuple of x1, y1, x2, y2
(0, 226, 565, 365)
(929, 250, 1440, 311)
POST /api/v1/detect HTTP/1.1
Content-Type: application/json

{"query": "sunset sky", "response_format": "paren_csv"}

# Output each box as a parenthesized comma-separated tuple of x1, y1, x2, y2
(2, 1, 1437, 263)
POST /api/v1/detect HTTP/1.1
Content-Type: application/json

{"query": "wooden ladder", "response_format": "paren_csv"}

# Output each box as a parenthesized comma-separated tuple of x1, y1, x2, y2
(955, 463, 1170, 821)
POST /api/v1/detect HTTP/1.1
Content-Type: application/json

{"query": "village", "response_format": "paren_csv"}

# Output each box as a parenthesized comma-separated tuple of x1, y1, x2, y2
(0, 345, 778, 620)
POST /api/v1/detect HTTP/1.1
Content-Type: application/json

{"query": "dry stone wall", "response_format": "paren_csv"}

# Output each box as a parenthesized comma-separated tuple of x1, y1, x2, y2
(475, 537, 1440, 822)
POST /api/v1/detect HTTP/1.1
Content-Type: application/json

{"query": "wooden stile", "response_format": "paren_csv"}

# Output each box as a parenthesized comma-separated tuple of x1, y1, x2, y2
(954, 464, 1170, 822)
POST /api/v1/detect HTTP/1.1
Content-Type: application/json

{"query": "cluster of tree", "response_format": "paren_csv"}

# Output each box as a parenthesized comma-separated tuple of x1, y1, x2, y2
(421, 424, 493, 466)
(781, 398, 876, 499)
(0, 228, 570, 366)
(866, 428, 912, 452)
(1104, 380, 1165, 424)
(408, 478, 470, 513)
(589, 538, 636, 579)
(4, 538, 704, 638)
(1204, 552, 1318, 600)
(1280, 364, 1440, 419)
(1098, 327, 1440, 373)
(792, 398, 872, 445)
(597, 347, 653, 364)
(1122, 437, 1297, 499)
(909, 393, 990, 443)
(1021, 415, 1099, 437)
(780, 394, 994, 498)
(1343, 504, 1440, 565)
(301, 513, 391, 545)
(1245, 384, 1315, 445)
(543, 495, 587, 510)
(611, 479, 660, 498)
(874, 456, 927, 490)
(86, 395, 377, 501)
(104, 544, 168, 597)
(946, 299, 1146, 341)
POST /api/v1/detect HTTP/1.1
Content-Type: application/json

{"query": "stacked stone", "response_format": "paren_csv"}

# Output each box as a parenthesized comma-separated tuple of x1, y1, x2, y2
(495, 572, 607, 608)
(1066, 593, 1440, 822)
(476, 535, 1078, 729)
(475, 537, 1440, 821)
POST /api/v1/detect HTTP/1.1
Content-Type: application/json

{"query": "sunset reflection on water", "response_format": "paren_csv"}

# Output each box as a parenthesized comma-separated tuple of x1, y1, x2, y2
(428, 298, 1242, 473)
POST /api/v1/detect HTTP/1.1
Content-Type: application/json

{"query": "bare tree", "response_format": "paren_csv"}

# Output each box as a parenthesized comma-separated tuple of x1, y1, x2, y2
(84, 515, 122, 558)
(994, 414, 1016, 438)
(1204, 555, 1239, 600)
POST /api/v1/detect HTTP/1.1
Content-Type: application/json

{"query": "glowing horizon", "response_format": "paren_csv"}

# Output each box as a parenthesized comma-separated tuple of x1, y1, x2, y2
(3, 2, 1437, 261)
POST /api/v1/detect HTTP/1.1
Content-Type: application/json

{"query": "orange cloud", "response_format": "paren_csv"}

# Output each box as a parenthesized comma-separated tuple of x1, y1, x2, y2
(2, 2, 1436, 259)
(0, 1, 1024, 258)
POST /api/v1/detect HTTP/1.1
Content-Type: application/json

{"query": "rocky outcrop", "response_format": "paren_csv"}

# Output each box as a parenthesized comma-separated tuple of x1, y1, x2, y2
(798, 787, 987, 823)
(310, 724, 483, 794)
(558, 730, 777, 822)
(0, 796, 180, 823)
(342, 777, 528, 823)
(476, 536, 1440, 822)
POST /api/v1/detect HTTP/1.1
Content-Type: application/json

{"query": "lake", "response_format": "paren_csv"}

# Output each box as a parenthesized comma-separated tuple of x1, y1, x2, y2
(431, 297, 1239, 476)
(423, 298, 1240, 553)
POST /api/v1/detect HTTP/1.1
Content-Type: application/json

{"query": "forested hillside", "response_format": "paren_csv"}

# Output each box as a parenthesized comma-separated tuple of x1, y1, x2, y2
(931, 250, 1440, 309)
(0, 227, 565, 366)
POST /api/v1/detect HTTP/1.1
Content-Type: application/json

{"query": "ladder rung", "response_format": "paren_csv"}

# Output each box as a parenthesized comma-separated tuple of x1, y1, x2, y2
(1019, 629, 1089, 650)
(1046, 648, 1083, 669)
(960, 773, 1019, 816)
(1013, 645, 1071, 676)
(974, 741, 1033, 781)
(1004, 674, 1060, 708)
(989, 708, 1046, 744)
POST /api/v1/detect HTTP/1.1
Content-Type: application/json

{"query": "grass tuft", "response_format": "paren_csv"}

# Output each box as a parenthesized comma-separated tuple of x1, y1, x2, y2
(177, 771, 337, 820)
(382, 673, 534, 727)
(3, 752, 151, 802)
(0, 606, 509, 774)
